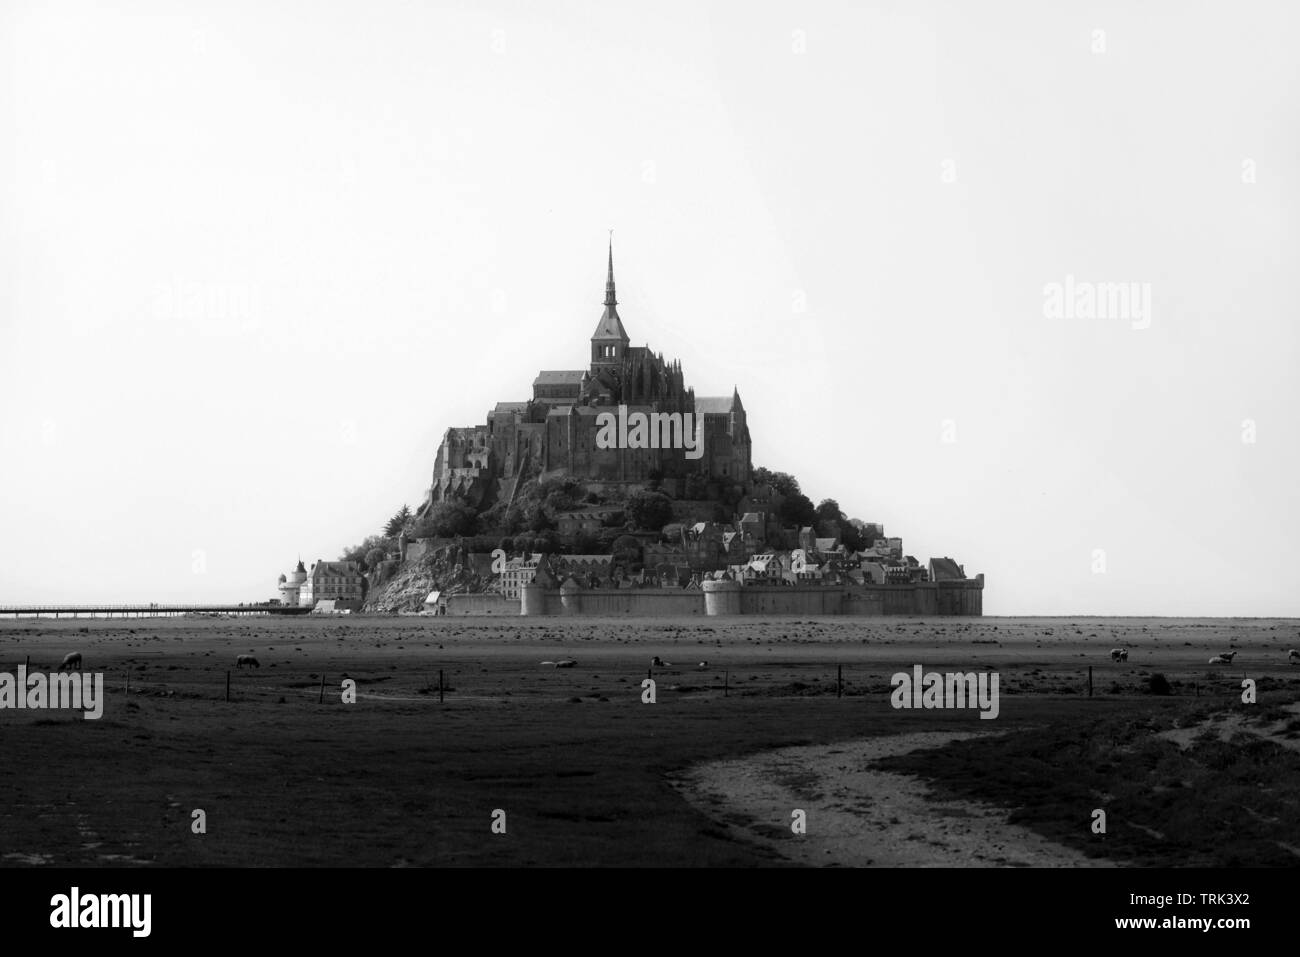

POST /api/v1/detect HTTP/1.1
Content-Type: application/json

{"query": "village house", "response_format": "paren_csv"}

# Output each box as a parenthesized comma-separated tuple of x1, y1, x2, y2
(498, 553, 543, 598)
(298, 560, 364, 611)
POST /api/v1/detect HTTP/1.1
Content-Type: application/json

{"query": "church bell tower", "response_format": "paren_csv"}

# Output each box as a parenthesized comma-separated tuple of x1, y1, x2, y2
(590, 238, 629, 370)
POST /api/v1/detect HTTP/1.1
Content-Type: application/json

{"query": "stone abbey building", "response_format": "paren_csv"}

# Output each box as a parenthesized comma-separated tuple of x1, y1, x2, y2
(418, 244, 752, 513)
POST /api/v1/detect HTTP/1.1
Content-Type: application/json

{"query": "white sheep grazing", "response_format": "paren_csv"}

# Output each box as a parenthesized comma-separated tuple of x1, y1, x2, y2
(236, 654, 260, 669)
(698, 661, 709, 668)
(1208, 651, 1238, 665)
(1109, 648, 1128, 662)
(58, 652, 82, 671)
(554, 659, 576, 668)
(1287, 649, 1299, 664)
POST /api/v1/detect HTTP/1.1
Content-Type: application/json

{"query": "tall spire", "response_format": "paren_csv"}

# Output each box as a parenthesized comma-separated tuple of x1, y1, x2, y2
(604, 232, 617, 309)
(591, 231, 629, 351)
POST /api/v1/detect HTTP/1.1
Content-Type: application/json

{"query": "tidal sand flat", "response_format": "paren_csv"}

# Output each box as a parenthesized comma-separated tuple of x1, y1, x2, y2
(672, 731, 1113, 867)
(1, 615, 1297, 866)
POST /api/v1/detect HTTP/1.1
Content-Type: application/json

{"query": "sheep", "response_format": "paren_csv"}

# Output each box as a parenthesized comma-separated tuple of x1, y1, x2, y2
(1208, 651, 1238, 666)
(236, 654, 260, 669)
(554, 659, 576, 668)
(1109, 648, 1128, 662)
(1287, 649, 1299, 664)
(698, 661, 709, 668)
(651, 656, 671, 667)
(57, 652, 82, 672)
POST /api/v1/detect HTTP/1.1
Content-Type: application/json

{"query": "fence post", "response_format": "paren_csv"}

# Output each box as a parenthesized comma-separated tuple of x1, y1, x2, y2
(837, 664, 843, 699)
(318, 673, 326, 704)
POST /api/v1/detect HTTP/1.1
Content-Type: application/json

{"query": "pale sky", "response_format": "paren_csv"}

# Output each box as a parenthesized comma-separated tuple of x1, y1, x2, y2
(1, 0, 1296, 615)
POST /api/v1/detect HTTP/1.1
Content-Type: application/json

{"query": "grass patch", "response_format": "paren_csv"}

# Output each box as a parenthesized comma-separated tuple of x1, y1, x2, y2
(872, 702, 1300, 866)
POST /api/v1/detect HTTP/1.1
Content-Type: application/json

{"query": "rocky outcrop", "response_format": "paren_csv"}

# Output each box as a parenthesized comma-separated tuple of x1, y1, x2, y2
(362, 544, 496, 613)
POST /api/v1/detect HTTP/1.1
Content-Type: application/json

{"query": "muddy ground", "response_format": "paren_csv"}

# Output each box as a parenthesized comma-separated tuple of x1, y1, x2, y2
(1, 615, 1296, 867)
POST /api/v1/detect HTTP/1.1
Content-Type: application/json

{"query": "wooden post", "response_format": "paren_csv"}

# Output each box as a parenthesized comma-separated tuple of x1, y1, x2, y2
(439, 669, 444, 704)
(837, 664, 843, 699)
(24, 655, 29, 672)
(1088, 666, 1093, 697)
(318, 673, 326, 704)
(225, 671, 230, 702)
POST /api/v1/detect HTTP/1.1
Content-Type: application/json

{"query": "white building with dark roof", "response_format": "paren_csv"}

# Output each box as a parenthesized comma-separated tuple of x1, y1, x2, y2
(299, 560, 364, 610)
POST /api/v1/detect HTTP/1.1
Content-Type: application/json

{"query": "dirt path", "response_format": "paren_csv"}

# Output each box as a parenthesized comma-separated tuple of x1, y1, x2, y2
(671, 731, 1116, 867)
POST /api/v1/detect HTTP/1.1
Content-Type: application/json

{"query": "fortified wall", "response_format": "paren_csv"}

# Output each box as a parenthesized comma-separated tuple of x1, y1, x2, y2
(508, 576, 984, 617)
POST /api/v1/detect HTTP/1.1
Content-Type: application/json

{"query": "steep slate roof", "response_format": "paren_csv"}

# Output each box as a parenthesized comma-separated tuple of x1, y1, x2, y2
(534, 370, 587, 386)
(592, 241, 629, 341)
(592, 307, 628, 341)
(694, 396, 735, 414)
(312, 561, 361, 579)
(929, 557, 966, 580)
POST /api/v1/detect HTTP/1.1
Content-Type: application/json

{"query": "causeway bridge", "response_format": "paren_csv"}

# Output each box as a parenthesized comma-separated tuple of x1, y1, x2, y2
(0, 603, 312, 619)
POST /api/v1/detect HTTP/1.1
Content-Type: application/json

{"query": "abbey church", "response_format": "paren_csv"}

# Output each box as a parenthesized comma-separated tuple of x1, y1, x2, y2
(418, 243, 752, 514)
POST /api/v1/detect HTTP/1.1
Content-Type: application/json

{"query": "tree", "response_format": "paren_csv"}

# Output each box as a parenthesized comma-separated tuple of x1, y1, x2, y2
(501, 505, 525, 536)
(683, 471, 709, 500)
(533, 529, 561, 554)
(626, 491, 673, 531)
(611, 535, 643, 567)
(365, 546, 386, 569)
(540, 479, 581, 517)
(340, 534, 392, 569)
(839, 520, 865, 553)
(413, 500, 478, 538)
(852, 520, 882, 547)
(384, 504, 412, 537)
(814, 499, 841, 526)
(752, 467, 801, 499)
(573, 532, 601, 555)
(777, 492, 816, 527)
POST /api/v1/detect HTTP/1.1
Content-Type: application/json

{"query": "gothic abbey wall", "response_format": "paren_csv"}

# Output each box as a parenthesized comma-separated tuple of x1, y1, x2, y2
(418, 246, 752, 517)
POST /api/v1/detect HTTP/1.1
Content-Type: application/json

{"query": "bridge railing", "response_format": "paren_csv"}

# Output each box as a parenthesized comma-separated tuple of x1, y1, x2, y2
(0, 603, 289, 613)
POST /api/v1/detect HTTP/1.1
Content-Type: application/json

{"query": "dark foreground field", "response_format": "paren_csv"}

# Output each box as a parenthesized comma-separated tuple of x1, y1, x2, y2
(1, 615, 1298, 867)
